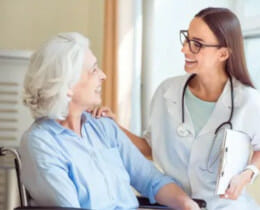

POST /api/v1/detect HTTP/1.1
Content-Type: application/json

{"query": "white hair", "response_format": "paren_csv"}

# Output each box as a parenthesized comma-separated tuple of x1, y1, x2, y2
(23, 32, 89, 120)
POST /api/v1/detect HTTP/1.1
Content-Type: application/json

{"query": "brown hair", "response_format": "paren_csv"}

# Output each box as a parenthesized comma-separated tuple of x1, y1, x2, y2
(195, 7, 254, 88)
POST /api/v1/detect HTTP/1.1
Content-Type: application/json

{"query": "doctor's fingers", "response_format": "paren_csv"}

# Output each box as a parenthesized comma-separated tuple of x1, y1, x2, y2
(91, 106, 106, 118)
(225, 184, 242, 200)
(98, 106, 112, 118)
(91, 107, 100, 118)
(226, 191, 240, 200)
(92, 106, 117, 120)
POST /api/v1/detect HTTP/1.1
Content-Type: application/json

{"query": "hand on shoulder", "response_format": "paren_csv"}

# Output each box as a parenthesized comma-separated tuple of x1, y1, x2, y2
(87, 106, 117, 122)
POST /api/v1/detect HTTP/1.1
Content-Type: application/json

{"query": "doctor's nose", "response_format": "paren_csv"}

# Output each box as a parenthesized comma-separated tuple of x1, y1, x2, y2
(181, 42, 190, 54)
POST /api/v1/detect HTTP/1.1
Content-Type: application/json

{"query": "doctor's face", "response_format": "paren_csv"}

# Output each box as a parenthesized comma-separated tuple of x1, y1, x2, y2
(181, 17, 224, 75)
(70, 50, 106, 110)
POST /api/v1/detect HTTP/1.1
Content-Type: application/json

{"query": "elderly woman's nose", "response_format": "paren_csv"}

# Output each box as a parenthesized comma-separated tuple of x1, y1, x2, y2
(100, 70, 107, 80)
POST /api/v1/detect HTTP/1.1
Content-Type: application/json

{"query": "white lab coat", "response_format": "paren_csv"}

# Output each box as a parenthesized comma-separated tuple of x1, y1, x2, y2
(144, 74, 260, 210)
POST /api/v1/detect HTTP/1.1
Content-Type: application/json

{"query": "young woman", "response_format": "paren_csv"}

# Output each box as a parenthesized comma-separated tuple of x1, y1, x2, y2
(94, 7, 260, 209)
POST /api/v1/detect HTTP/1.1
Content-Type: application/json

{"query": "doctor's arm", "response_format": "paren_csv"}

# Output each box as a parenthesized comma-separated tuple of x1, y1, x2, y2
(222, 150, 260, 200)
(221, 104, 260, 200)
(119, 126, 152, 159)
(90, 106, 152, 159)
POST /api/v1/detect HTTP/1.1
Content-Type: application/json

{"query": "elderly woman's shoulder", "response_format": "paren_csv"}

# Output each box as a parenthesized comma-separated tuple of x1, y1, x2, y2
(20, 118, 59, 149)
(82, 112, 119, 147)
(84, 112, 115, 128)
(83, 112, 118, 135)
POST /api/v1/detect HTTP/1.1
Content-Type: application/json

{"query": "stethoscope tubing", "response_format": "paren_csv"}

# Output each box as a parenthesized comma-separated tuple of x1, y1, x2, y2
(178, 73, 234, 173)
(180, 73, 234, 135)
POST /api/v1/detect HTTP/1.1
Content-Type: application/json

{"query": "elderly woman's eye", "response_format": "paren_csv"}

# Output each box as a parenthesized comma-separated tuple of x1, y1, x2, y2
(90, 67, 97, 73)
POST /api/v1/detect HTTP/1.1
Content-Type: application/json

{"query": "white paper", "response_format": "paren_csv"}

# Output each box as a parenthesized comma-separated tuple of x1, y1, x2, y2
(216, 129, 251, 195)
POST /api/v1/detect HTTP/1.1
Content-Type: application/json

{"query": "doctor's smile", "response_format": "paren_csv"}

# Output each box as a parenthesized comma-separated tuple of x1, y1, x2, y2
(184, 57, 198, 69)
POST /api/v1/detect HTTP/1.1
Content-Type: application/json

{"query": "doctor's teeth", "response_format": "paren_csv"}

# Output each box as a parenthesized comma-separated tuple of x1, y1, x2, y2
(185, 58, 196, 62)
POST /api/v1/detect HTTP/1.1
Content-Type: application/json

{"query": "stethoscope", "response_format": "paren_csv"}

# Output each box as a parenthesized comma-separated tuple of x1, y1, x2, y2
(177, 73, 234, 173)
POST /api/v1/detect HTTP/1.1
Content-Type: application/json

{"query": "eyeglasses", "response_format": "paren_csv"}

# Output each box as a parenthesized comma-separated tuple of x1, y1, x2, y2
(180, 30, 223, 54)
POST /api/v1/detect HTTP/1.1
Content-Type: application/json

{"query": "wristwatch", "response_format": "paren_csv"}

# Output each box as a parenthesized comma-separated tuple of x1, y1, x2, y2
(245, 164, 260, 184)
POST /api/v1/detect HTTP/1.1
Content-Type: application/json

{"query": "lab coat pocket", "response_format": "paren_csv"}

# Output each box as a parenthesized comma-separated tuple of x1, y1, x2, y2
(164, 99, 180, 127)
(201, 155, 220, 180)
(165, 99, 178, 116)
(198, 134, 223, 186)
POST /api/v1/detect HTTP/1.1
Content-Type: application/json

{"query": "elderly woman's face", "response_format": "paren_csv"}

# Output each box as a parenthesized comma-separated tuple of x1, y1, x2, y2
(70, 50, 106, 109)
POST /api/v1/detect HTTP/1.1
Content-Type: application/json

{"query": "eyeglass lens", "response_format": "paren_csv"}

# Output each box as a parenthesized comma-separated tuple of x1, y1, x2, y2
(180, 31, 201, 54)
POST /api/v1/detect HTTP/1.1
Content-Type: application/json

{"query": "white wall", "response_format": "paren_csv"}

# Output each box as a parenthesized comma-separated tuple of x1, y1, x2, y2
(0, 0, 104, 62)
(117, 0, 142, 134)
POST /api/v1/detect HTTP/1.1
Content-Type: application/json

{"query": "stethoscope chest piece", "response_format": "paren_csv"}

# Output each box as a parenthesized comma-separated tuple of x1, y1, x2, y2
(177, 123, 189, 137)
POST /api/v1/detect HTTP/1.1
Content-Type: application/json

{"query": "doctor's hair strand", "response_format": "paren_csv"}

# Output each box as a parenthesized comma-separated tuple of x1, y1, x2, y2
(195, 7, 254, 88)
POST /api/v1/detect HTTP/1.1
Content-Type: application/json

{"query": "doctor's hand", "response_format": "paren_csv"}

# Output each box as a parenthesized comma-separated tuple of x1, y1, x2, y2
(220, 169, 253, 200)
(87, 106, 117, 122)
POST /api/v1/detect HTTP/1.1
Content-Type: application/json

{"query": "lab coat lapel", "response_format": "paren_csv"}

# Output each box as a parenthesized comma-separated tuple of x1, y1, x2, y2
(163, 75, 195, 137)
(197, 77, 242, 137)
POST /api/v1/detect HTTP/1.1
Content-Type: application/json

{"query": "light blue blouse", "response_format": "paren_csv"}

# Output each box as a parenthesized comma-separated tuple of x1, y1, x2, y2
(185, 87, 215, 136)
(19, 112, 174, 209)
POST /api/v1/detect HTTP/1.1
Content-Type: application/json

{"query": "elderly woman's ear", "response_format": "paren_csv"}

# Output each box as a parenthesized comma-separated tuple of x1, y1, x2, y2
(67, 89, 74, 97)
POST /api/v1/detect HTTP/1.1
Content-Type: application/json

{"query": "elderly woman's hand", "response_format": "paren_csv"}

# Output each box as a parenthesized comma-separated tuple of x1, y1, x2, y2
(220, 169, 252, 200)
(88, 106, 117, 122)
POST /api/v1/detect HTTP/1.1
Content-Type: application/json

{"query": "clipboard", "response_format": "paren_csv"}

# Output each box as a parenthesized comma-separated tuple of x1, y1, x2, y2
(216, 128, 252, 195)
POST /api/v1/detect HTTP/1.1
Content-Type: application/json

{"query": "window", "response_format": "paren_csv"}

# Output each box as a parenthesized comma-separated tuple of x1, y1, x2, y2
(234, 0, 260, 89)
(244, 37, 260, 89)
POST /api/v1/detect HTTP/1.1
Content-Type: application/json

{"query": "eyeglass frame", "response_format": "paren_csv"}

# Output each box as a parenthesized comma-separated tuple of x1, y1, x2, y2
(180, 30, 224, 54)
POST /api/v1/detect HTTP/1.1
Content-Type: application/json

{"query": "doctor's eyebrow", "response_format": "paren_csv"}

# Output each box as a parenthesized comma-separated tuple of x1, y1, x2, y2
(188, 33, 205, 42)
(191, 36, 204, 42)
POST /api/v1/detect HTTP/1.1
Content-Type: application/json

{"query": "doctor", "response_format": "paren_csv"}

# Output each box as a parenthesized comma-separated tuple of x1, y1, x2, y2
(93, 7, 260, 210)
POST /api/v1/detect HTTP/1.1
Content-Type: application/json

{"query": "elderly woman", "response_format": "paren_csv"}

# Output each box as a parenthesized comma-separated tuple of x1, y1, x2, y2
(19, 33, 199, 210)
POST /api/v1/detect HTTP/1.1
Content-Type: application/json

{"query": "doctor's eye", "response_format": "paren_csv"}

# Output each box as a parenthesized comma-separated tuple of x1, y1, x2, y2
(191, 40, 202, 48)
